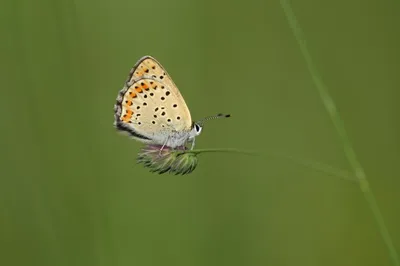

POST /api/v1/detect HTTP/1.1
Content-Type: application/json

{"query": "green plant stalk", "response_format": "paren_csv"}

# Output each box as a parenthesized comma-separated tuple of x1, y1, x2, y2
(181, 148, 258, 156)
(274, 153, 357, 182)
(279, 0, 399, 265)
(189, 149, 355, 182)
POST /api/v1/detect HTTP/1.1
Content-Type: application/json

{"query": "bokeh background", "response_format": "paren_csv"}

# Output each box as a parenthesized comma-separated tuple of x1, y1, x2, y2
(1, 0, 399, 265)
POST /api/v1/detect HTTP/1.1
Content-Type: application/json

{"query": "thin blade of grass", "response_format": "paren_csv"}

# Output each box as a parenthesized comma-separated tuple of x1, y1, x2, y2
(273, 153, 357, 183)
(189, 149, 356, 182)
(279, 0, 399, 265)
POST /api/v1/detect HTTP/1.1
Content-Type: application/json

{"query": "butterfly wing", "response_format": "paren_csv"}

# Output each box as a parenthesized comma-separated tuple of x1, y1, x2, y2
(128, 56, 192, 126)
(114, 56, 192, 142)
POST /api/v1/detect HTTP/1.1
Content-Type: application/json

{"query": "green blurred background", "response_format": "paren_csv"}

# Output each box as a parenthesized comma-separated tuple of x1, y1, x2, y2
(1, 0, 399, 265)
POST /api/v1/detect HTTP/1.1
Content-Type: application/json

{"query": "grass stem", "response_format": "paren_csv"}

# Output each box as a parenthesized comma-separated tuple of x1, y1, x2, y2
(279, 1, 399, 265)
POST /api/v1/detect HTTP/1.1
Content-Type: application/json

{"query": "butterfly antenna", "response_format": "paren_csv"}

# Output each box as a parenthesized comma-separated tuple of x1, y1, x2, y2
(197, 113, 231, 126)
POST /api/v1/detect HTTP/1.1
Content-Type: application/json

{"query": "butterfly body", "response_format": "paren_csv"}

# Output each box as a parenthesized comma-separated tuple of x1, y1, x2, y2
(114, 56, 202, 149)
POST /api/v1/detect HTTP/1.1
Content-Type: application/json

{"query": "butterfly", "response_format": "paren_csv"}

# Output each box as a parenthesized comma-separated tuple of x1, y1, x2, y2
(114, 56, 229, 150)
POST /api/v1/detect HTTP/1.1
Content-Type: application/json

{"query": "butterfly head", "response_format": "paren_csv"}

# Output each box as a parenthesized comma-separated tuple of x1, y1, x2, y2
(188, 113, 230, 140)
(188, 122, 203, 140)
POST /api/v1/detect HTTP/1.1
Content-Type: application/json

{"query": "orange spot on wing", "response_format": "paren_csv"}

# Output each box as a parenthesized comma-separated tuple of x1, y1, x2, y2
(136, 87, 143, 93)
(121, 108, 134, 122)
(121, 114, 130, 122)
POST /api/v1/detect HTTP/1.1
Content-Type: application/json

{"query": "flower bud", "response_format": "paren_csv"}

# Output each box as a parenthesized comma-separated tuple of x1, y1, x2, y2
(137, 145, 198, 175)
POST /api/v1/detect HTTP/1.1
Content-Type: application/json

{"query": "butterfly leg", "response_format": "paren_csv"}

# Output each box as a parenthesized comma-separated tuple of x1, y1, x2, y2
(158, 136, 169, 156)
(190, 137, 196, 150)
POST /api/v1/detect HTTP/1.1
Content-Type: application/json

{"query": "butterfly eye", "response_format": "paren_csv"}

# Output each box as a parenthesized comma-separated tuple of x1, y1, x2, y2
(195, 124, 202, 133)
